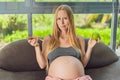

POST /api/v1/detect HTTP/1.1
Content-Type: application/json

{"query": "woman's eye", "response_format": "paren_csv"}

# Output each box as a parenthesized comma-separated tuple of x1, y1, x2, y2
(57, 18, 61, 20)
(64, 17, 67, 20)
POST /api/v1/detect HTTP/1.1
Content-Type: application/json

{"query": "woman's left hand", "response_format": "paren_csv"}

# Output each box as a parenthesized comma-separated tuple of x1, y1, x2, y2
(88, 38, 99, 49)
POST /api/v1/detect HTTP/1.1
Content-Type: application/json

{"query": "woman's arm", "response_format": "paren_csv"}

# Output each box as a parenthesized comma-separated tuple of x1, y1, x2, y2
(34, 44, 46, 69)
(78, 37, 97, 67)
(28, 36, 48, 69)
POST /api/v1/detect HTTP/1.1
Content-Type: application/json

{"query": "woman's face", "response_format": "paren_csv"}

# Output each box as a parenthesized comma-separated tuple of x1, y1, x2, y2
(56, 10, 70, 31)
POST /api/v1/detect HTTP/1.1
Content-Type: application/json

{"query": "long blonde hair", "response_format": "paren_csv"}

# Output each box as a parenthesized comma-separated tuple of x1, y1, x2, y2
(43, 5, 82, 70)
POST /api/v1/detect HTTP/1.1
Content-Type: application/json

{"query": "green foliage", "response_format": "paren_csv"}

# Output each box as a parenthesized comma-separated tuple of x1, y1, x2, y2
(3, 28, 120, 46)
(32, 14, 54, 28)
(0, 13, 119, 46)
(0, 14, 27, 35)
(33, 30, 52, 38)
(0, 15, 9, 29)
(76, 28, 111, 45)
(3, 30, 28, 42)
(0, 14, 113, 36)
(116, 28, 120, 45)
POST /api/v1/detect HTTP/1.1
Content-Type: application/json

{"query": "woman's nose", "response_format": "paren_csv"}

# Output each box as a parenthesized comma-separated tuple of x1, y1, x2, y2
(62, 18, 64, 24)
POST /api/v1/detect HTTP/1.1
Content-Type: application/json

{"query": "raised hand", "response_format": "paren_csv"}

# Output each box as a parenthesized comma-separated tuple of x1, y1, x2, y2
(88, 38, 99, 49)
(28, 36, 39, 47)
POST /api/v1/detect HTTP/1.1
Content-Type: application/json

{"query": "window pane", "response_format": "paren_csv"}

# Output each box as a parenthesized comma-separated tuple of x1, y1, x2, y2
(0, 14, 27, 48)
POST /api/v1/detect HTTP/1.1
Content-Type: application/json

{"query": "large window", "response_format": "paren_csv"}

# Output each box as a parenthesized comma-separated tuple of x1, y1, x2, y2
(0, 0, 119, 52)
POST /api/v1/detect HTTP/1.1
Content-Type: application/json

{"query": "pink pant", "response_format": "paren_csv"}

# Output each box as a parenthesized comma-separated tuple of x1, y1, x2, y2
(45, 75, 92, 80)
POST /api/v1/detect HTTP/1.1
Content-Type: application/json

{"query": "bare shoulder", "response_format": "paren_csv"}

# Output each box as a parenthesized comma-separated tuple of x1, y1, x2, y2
(42, 35, 51, 45)
(43, 35, 51, 41)
(77, 36, 85, 42)
(77, 36, 86, 56)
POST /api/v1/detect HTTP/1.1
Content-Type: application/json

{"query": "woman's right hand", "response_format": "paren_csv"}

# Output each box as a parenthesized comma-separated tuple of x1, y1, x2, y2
(28, 36, 39, 47)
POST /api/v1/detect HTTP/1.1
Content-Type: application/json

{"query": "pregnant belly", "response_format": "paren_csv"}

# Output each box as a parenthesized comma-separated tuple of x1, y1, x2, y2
(48, 56, 85, 80)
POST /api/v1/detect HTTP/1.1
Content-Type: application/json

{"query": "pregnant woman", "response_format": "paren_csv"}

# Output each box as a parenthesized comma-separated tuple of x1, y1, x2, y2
(28, 4, 98, 80)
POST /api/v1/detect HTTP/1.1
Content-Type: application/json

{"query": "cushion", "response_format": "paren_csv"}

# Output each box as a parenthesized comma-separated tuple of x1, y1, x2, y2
(0, 38, 119, 71)
(0, 39, 42, 72)
(85, 38, 119, 69)
(86, 57, 120, 80)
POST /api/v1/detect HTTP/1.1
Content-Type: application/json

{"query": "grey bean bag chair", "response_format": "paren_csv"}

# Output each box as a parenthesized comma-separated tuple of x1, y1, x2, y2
(0, 39, 119, 80)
